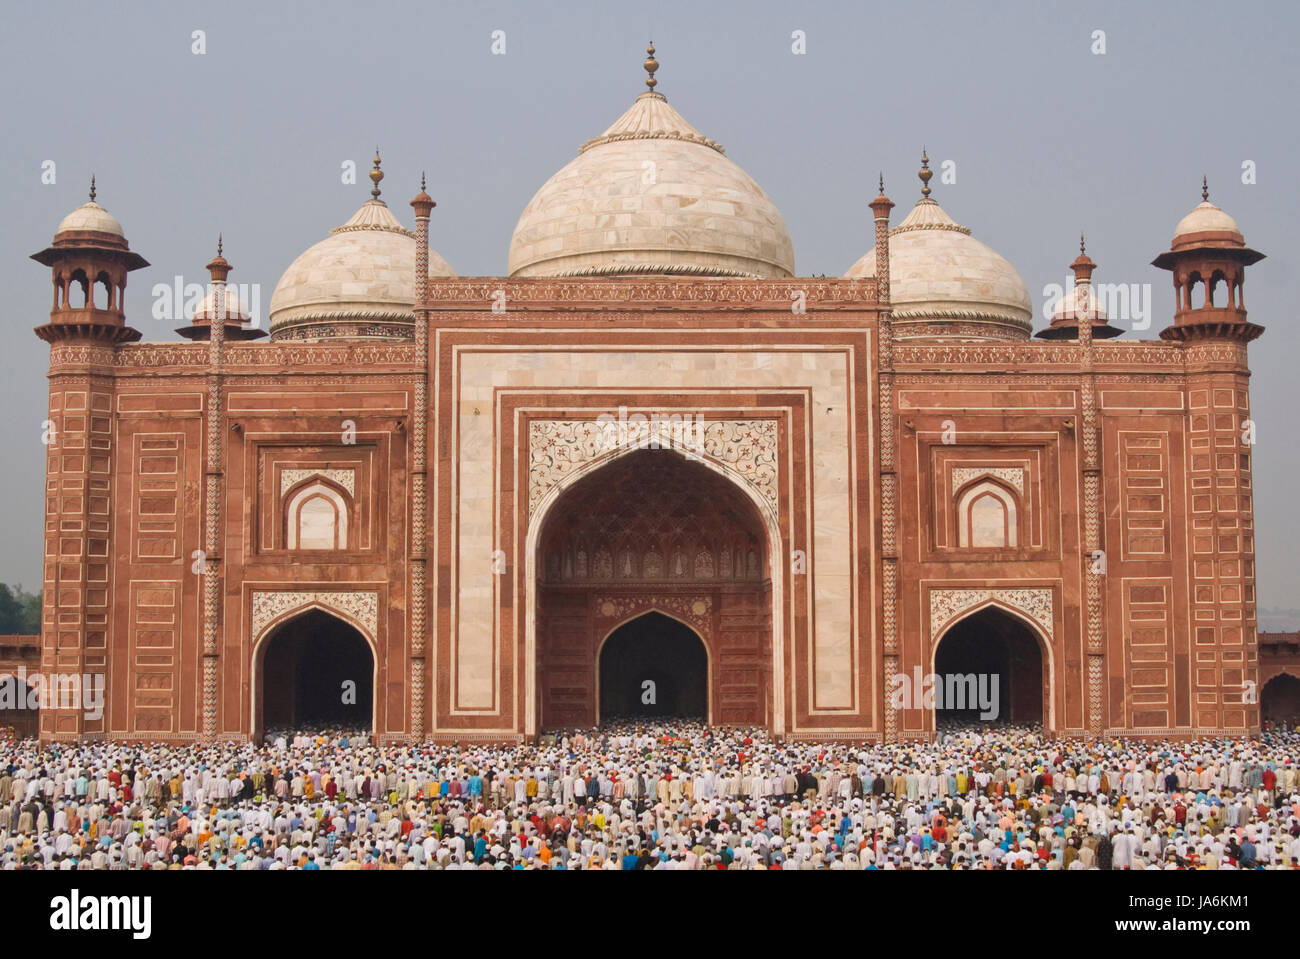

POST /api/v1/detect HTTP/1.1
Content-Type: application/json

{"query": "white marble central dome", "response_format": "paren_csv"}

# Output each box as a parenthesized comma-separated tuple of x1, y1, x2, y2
(508, 56, 794, 279)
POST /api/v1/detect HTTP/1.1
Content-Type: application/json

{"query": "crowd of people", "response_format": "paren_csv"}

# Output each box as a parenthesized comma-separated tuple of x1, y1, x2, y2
(2, 720, 1299, 869)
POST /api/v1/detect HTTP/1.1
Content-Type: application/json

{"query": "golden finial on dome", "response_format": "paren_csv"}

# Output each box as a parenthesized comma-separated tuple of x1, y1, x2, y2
(89, 175, 96, 202)
(644, 41, 659, 92)
(1201, 175, 1209, 202)
(918, 149, 932, 198)
(370, 148, 384, 200)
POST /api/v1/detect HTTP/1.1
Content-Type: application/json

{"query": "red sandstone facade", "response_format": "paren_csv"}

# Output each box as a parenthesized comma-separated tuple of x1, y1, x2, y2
(27, 82, 1269, 743)
(29, 218, 1267, 743)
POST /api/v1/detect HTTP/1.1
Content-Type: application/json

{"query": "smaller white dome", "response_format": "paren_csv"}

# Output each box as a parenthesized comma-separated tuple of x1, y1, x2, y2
(1051, 282, 1106, 322)
(56, 200, 124, 238)
(844, 195, 1032, 339)
(190, 286, 251, 322)
(269, 197, 456, 339)
(1173, 200, 1242, 242)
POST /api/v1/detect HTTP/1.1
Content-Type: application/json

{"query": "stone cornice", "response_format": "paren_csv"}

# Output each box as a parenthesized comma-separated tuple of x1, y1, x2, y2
(421, 277, 879, 310)
(56, 341, 423, 373)
(894, 341, 1191, 369)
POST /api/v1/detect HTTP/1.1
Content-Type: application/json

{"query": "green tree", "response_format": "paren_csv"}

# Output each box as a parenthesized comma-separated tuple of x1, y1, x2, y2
(0, 584, 41, 634)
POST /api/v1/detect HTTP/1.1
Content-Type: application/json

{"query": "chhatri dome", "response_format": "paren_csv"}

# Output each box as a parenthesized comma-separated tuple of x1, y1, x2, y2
(844, 153, 1033, 341)
(508, 44, 795, 278)
(1170, 176, 1246, 250)
(54, 177, 126, 239)
(268, 152, 456, 341)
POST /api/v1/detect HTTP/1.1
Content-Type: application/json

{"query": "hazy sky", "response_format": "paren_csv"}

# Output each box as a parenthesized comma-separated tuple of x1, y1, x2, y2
(1, 0, 1296, 619)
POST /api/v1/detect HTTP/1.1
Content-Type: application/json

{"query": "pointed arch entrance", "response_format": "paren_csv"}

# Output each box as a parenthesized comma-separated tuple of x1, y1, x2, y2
(252, 608, 375, 741)
(931, 605, 1051, 731)
(534, 447, 773, 731)
(1261, 673, 1300, 729)
(598, 611, 709, 723)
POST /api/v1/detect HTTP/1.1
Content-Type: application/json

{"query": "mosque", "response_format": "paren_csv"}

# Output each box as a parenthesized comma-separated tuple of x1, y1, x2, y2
(27, 46, 1272, 744)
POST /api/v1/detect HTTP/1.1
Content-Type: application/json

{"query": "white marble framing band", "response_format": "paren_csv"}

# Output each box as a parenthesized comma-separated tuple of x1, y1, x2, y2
(451, 342, 861, 727)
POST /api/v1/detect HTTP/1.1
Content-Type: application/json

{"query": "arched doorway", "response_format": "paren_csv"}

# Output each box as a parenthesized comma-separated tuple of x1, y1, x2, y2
(598, 612, 708, 723)
(0, 673, 37, 739)
(932, 606, 1048, 730)
(255, 609, 374, 740)
(1261, 673, 1300, 729)
(535, 447, 772, 731)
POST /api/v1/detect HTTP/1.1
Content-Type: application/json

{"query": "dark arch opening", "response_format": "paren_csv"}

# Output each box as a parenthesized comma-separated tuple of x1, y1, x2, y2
(0, 675, 38, 739)
(260, 609, 373, 736)
(933, 606, 1045, 729)
(599, 612, 707, 723)
(1262, 673, 1300, 729)
(536, 447, 771, 731)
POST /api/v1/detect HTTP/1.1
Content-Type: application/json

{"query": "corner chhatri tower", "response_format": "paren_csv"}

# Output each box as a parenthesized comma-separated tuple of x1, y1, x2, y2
(31, 49, 1266, 743)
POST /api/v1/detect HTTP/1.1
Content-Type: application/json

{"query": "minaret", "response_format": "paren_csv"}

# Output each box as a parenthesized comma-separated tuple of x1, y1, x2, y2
(869, 173, 898, 742)
(410, 173, 435, 739)
(1153, 180, 1264, 732)
(30, 181, 148, 739)
(199, 236, 231, 742)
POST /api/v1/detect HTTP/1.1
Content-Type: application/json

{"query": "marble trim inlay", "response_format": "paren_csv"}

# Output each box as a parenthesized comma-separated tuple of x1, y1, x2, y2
(251, 590, 378, 640)
(280, 468, 356, 498)
(951, 466, 1025, 496)
(593, 595, 713, 633)
(528, 418, 777, 516)
(929, 587, 1054, 642)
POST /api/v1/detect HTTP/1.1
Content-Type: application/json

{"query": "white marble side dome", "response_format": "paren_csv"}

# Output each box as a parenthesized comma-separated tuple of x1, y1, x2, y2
(844, 194, 1032, 340)
(269, 197, 455, 339)
(508, 90, 794, 278)
(56, 200, 125, 238)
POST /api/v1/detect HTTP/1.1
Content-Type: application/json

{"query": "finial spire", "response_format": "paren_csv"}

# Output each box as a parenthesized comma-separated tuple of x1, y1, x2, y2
(89, 175, 96, 202)
(878, 172, 885, 194)
(918, 149, 932, 198)
(644, 41, 658, 92)
(1201, 175, 1209, 202)
(217, 233, 223, 256)
(370, 148, 384, 200)
(1080, 231, 1086, 254)
(420, 171, 426, 191)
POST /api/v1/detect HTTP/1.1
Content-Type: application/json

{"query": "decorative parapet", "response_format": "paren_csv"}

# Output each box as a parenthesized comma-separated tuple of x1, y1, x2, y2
(105, 341, 422, 371)
(421, 276, 879, 310)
